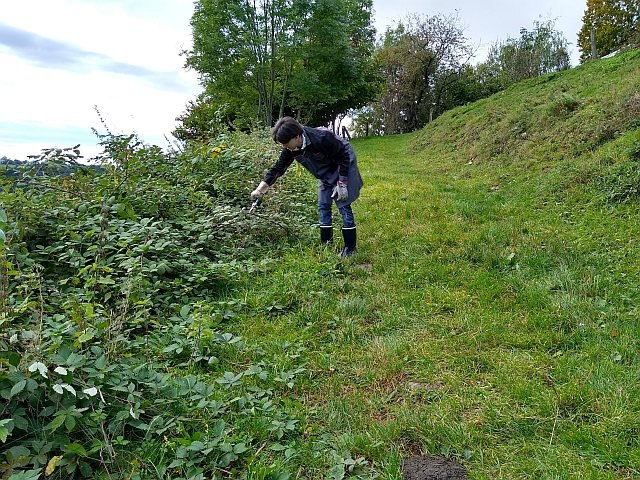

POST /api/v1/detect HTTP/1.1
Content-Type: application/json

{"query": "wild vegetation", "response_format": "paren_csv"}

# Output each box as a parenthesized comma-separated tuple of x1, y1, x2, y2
(178, 3, 577, 140)
(2, 47, 639, 479)
(176, 0, 639, 142)
(0, 131, 320, 479)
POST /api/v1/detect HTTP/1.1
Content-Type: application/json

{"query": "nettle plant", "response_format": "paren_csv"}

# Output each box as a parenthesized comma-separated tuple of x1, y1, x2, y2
(0, 133, 315, 479)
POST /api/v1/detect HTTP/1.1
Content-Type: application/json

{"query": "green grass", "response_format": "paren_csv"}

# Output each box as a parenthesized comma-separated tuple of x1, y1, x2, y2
(227, 51, 640, 479)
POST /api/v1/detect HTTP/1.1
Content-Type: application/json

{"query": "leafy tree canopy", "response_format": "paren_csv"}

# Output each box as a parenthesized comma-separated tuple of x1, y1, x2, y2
(179, 0, 379, 140)
(354, 12, 474, 135)
(578, 0, 640, 61)
(477, 19, 570, 90)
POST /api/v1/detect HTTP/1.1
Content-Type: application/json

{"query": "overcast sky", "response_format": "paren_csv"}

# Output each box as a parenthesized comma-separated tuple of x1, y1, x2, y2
(1, 0, 587, 160)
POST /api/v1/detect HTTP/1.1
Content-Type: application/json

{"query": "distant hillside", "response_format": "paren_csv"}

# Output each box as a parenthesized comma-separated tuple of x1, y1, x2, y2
(1, 157, 102, 181)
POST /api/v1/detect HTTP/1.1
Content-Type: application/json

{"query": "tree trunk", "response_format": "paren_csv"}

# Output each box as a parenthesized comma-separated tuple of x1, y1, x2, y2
(279, 60, 294, 120)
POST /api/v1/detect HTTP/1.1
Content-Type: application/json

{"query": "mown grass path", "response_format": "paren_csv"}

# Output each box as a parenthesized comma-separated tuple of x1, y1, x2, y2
(241, 128, 639, 479)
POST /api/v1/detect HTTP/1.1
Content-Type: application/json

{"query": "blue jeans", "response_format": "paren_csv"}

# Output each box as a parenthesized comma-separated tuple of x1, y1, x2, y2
(319, 201, 356, 229)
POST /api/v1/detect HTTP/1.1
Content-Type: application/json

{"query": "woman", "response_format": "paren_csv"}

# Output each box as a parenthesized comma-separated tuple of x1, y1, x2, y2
(251, 117, 363, 257)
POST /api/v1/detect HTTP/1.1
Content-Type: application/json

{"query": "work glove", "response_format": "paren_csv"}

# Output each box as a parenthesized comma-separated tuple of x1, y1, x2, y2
(331, 180, 349, 202)
(251, 181, 269, 199)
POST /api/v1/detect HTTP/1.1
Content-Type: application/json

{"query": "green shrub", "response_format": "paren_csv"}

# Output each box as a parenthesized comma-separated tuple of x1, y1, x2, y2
(0, 131, 315, 478)
(595, 135, 640, 203)
(548, 93, 581, 118)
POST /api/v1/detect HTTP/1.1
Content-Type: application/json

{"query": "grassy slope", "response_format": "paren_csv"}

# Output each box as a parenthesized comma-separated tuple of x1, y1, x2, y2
(240, 50, 640, 479)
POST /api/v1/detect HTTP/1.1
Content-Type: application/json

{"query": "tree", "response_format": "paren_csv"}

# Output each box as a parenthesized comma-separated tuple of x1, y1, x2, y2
(286, 0, 379, 127)
(350, 104, 385, 137)
(478, 19, 570, 89)
(437, 65, 487, 113)
(185, 0, 306, 130)
(173, 95, 230, 142)
(368, 12, 474, 134)
(180, 0, 378, 138)
(578, 0, 640, 61)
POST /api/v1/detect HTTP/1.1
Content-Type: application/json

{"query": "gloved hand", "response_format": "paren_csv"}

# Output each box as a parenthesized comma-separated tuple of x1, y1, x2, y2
(251, 181, 269, 199)
(332, 181, 349, 202)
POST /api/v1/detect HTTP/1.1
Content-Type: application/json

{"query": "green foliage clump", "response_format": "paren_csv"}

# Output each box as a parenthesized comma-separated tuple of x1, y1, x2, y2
(485, 19, 570, 84)
(547, 93, 582, 118)
(0, 131, 316, 478)
(182, 0, 378, 136)
(595, 134, 640, 203)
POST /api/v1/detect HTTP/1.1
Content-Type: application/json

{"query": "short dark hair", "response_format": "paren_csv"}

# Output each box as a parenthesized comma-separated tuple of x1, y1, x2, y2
(271, 117, 303, 143)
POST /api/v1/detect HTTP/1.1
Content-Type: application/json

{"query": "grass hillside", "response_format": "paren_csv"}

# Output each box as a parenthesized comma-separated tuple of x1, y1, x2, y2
(322, 49, 640, 478)
(240, 49, 639, 478)
(2, 50, 638, 479)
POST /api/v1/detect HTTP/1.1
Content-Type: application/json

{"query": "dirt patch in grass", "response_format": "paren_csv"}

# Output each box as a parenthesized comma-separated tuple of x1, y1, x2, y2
(406, 380, 445, 392)
(402, 455, 469, 479)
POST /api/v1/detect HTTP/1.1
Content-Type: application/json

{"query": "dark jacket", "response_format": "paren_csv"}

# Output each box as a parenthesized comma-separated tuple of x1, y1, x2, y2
(263, 126, 363, 206)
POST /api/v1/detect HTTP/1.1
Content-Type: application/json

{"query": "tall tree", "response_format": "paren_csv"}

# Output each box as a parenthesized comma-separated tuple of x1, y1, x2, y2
(478, 19, 570, 89)
(289, 0, 379, 127)
(369, 13, 474, 134)
(185, 0, 306, 129)
(578, 0, 640, 61)
(180, 0, 377, 138)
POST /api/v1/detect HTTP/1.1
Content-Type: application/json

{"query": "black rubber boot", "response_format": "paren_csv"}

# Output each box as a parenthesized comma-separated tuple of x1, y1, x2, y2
(320, 226, 333, 244)
(339, 227, 356, 257)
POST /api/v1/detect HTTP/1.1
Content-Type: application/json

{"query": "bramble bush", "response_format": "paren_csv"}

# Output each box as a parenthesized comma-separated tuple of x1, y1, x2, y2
(0, 130, 317, 479)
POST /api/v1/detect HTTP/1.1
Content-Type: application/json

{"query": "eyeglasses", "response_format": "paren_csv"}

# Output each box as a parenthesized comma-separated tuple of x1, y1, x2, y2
(282, 135, 303, 151)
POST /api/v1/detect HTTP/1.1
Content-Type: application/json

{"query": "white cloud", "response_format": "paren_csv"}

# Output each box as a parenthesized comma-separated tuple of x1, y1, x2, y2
(5, 0, 194, 71)
(2, 0, 200, 159)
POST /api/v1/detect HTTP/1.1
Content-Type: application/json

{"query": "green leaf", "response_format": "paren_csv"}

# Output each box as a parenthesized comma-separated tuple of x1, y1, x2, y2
(77, 330, 95, 343)
(5, 445, 30, 462)
(0, 208, 7, 223)
(0, 229, 5, 244)
(46, 415, 66, 432)
(10, 379, 27, 398)
(7, 469, 43, 480)
(95, 356, 107, 369)
(0, 418, 15, 443)
(63, 443, 88, 457)
(65, 415, 76, 431)
(233, 443, 249, 454)
(211, 419, 225, 437)
(12, 415, 28, 431)
(216, 371, 243, 388)
(79, 461, 92, 477)
(327, 465, 345, 480)
(8, 353, 20, 367)
(187, 441, 206, 451)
